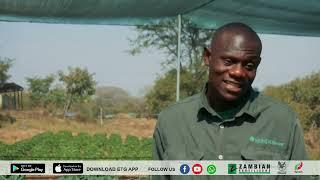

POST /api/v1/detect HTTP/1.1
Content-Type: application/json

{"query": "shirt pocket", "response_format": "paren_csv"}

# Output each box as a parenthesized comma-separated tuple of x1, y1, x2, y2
(240, 146, 288, 160)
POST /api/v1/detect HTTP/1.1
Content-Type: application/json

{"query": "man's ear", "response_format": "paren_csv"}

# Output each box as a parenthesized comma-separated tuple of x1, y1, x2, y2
(203, 47, 211, 66)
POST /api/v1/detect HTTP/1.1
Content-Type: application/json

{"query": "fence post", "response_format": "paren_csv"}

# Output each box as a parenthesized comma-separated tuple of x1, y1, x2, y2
(100, 107, 103, 127)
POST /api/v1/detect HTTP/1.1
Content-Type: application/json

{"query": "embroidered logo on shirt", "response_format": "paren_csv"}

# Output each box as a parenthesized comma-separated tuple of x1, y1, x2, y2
(249, 136, 284, 147)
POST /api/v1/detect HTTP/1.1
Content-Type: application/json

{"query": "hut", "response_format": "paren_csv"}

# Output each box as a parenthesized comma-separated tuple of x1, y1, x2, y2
(0, 83, 23, 110)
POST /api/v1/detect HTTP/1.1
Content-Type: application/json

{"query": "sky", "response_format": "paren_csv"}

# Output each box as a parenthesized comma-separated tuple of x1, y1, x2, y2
(0, 22, 320, 96)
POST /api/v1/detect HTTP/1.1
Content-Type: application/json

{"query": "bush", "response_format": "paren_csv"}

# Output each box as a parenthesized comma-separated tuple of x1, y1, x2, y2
(74, 101, 99, 122)
(0, 113, 16, 127)
(264, 72, 320, 130)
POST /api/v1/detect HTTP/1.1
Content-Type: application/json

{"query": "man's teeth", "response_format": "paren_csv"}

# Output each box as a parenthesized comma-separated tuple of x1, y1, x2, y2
(226, 81, 241, 87)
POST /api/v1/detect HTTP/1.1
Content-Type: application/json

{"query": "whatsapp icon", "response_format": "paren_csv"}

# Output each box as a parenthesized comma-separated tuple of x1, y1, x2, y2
(207, 164, 216, 174)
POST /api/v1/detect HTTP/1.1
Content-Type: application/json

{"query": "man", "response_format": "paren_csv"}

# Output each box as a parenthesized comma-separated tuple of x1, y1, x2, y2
(153, 22, 308, 179)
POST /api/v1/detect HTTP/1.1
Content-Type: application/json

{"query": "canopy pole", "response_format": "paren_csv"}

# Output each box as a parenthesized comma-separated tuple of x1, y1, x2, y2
(176, 14, 181, 102)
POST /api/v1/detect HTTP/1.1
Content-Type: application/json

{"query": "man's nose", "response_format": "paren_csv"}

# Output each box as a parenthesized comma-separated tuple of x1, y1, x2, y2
(229, 64, 245, 78)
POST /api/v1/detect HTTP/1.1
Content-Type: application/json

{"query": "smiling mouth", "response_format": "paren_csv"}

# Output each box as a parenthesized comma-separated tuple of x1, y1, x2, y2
(223, 80, 243, 88)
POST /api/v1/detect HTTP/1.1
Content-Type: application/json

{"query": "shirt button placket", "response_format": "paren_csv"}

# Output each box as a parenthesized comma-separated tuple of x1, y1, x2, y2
(218, 123, 225, 160)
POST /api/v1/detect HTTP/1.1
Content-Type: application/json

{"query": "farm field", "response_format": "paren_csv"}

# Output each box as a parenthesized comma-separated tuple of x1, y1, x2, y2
(0, 110, 155, 160)
(0, 110, 156, 144)
(0, 110, 319, 160)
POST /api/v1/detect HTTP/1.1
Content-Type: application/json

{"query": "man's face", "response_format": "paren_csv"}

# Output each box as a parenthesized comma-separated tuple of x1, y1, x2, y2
(204, 33, 261, 102)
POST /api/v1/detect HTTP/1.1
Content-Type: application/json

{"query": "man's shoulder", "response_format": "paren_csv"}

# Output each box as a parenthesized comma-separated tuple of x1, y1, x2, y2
(256, 92, 298, 121)
(159, 93, 201, 117)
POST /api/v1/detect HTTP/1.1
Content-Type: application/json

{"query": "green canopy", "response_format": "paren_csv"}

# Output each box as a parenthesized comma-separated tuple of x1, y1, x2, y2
(1, 0, 320, 36)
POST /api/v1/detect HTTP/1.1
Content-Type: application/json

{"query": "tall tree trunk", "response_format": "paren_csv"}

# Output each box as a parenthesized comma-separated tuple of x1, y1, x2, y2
(63, 95, 72, 118)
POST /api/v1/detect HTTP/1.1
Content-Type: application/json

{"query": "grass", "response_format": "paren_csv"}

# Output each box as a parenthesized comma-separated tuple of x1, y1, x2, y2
(305, 126, 320, 160)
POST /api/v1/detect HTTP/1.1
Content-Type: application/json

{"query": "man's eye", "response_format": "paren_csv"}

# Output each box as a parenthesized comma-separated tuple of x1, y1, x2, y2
(223, 59, 233, 66)
(245, 63, 256, 71)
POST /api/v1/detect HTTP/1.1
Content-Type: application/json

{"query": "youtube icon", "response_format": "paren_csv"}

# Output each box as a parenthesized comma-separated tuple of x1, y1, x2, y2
(192, 164, 202, 175)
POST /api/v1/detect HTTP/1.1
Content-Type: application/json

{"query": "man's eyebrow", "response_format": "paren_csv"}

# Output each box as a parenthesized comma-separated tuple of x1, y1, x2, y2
(220, 54, 260, 61)
(246, 54, 261, 58)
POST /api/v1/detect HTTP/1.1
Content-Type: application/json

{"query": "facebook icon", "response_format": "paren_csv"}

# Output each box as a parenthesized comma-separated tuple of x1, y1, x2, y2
(180, 164, 190, 174)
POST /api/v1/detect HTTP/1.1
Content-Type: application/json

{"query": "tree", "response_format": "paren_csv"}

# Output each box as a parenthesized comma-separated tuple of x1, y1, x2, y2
(145, 68, 207, 114)
(0, 57, 13, 85)
(95, 86, 147, 115)
(264, 72, 320, 129)
(129, 17, 213, 73)
(46, 86, 66, 108)
(58, 67, 96, 114)
(26, 75, 55, 107)
(95, 86, 130, 114)
(129, 18, 213, 112)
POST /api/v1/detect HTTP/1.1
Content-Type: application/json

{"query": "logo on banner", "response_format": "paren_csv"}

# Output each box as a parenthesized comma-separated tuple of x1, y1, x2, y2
(12, 165, 19, 172)
(238, 163, 270, 174)
(180, 164, 190, 174)
(228, 164, 237, 174)
(207, 164, 216, 174)
(192, 164, 202, 174)
(55, 164, 62, 172)
(277, 161, 287, 174)
(53, 163, 83, 174)
(294, 162, 303, 173)
(11, 164, 45, 174)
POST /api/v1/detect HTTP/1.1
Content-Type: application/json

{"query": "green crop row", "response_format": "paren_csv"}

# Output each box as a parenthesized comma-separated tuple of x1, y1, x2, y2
(0, 131, 152, 160)
(0, 132, 152, 179)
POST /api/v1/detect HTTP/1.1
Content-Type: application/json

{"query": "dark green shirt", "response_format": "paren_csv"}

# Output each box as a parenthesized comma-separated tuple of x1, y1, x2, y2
(153, 85, 308, 180)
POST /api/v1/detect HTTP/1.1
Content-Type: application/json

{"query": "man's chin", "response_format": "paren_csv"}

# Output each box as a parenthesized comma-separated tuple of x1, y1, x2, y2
(221, 92, 244, 102)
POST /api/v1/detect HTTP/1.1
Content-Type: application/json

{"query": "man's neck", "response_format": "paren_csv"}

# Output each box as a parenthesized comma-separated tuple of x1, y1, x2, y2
(206, 87, 250, 112)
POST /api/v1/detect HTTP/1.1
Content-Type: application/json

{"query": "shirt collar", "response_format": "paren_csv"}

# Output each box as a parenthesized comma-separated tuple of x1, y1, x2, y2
(198, 83, 270, 120)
